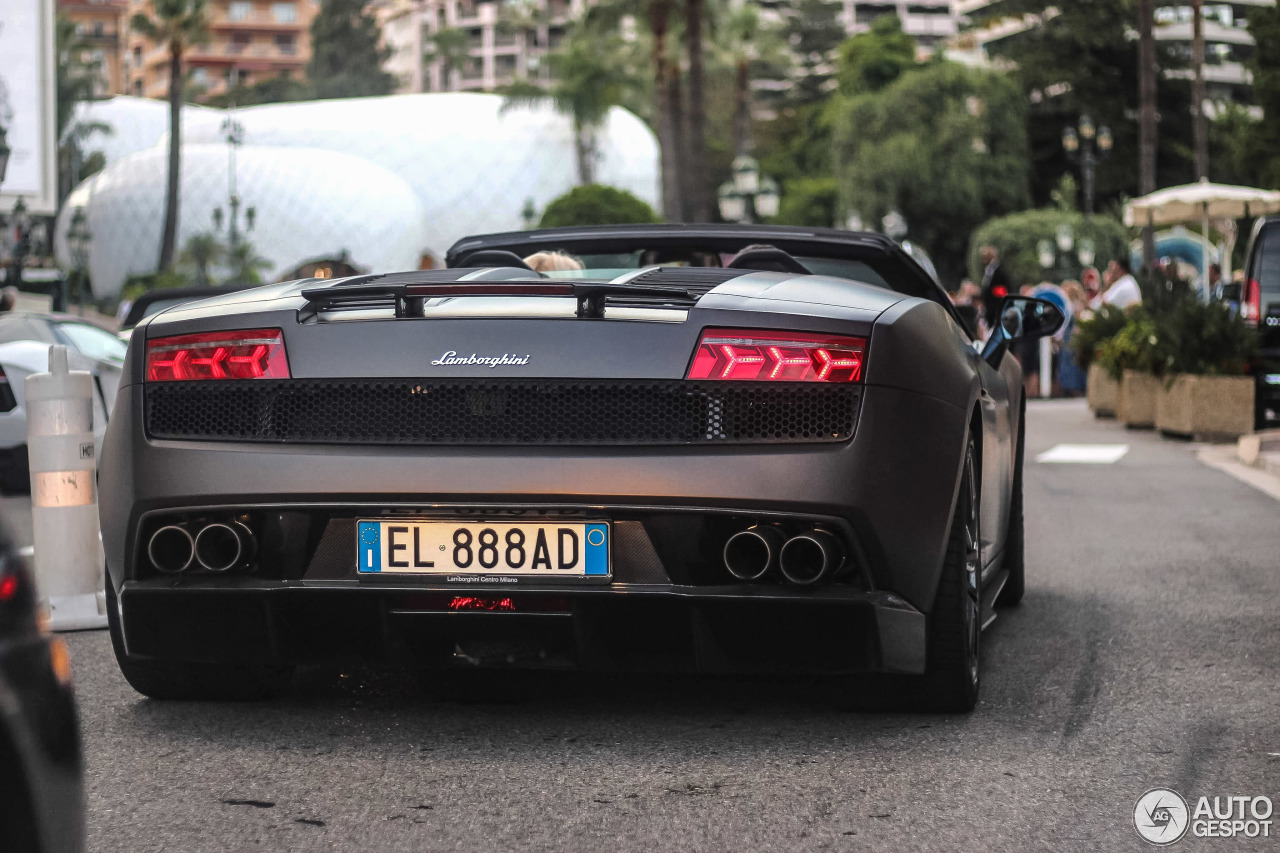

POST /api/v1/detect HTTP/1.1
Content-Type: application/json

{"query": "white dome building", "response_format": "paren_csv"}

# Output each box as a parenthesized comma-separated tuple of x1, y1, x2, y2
(58, 93, 661, 298)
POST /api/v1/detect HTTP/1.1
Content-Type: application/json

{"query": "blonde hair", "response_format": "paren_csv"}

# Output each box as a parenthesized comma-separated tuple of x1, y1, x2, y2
(523, 251, 583, 272)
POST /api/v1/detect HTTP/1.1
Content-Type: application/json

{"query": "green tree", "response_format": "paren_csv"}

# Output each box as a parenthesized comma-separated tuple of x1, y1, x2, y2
(994, 0, 1194, 207)
(56, 14, 112, 198)
(202, 74, 312, 108)
(178, 232, 225, 286)
(833, 61, 1031, 285)
(308, 0, 395, 99)
(423, 27, 471, 91)
(1245, 1, 1280, 187)
(538, 184, 659, 227)
(502, 29, 635, 186)
(712, 0, 789, 156)
(968, 208, 1129, 286)
(223, 241, 272, 285)
(130, 0, 211, 271)
(834, 14, 916, 96)
(781, 0, 846, 107)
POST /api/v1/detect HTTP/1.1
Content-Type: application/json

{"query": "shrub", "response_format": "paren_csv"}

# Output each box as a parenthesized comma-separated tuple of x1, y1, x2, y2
(1071, 304, 1129, 370)
(538, 185, 660, 228)
(1097, 312, 1159, 380)
(968, 209, 1128, 287)
(1152, 299, 1259, 377)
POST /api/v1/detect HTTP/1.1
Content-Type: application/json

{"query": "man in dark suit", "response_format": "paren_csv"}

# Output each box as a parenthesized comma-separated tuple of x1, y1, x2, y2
(979, 245, 1013, 328)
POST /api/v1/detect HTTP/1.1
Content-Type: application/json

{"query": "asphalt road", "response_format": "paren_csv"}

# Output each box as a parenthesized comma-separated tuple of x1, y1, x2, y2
(49, 400, 1280, 851)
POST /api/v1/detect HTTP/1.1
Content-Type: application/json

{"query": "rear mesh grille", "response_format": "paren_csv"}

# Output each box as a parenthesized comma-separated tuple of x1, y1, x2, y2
(145, 380, 859, 446)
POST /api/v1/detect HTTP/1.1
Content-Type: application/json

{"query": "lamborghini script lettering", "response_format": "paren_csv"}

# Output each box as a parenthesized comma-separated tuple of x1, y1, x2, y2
(431, 351, 531, 368)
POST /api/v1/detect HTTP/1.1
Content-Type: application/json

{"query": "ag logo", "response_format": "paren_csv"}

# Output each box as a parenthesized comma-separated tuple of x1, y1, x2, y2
(1135, 788, 1190, 845)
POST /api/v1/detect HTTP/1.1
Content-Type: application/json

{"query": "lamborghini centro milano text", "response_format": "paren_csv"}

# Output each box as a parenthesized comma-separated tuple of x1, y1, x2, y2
(99, 225, 1063, 711)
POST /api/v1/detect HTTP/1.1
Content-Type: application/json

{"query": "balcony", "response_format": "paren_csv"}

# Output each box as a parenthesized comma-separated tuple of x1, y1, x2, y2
(210, 10, 306, 30)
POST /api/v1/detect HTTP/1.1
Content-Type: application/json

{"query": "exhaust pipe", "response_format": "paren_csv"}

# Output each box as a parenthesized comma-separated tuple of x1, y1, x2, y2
(148, 525, 194, 574)
(723, 526, 782, 581)
(194, 521, 254, 572)
(779, 530, 844, 586)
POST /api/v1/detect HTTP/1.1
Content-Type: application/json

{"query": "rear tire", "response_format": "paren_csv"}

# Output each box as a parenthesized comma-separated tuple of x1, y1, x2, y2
(106, 577, 291, 701)
(996, 396, 1026, 607)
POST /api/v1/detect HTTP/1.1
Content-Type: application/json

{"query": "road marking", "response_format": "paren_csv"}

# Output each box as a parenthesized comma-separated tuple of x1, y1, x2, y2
(1036, 444, 1130, 464)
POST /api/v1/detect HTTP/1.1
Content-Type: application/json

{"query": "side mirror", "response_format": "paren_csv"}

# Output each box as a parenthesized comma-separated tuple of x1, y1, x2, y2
(982, 296, 1066, 367)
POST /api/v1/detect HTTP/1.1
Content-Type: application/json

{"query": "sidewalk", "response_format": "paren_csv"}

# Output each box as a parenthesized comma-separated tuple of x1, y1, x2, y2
(1197, 428, 1280, 502)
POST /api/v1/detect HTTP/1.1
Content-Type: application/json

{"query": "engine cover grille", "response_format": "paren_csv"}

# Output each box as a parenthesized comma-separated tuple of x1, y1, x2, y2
(145, 380, 859, 446)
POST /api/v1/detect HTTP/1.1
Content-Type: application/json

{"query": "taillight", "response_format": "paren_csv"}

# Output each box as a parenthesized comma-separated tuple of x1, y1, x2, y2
(1242, 278, 1261, 325)
(687, 329, 866, 382)
(146, 329, 290, 381)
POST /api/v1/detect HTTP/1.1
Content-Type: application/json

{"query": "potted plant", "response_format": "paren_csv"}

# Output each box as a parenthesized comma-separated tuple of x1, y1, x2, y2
(1072, 305, 1129, 417)
(1097, 312, 1160, 428)
(1152, 300, 1259, 439)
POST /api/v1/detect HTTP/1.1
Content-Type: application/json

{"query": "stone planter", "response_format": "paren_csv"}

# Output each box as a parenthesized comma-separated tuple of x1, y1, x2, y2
(1156, 374, 1256, 440)
(1086, 363, 1119, 418)
(1117, 370, 1160, 429)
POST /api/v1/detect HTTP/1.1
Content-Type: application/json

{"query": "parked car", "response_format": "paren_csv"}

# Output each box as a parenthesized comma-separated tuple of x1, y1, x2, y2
(1241, 215, 1280, 429)
(99, 224, 1062, 712)
(117, 286, 253, 344)
(0, 312, 124, 493)
(0, 525, 84, 853)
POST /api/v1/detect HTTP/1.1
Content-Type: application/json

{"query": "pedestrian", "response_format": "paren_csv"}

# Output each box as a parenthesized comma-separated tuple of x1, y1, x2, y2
(1058, 281, 1088, 397)
(1100, 257, 1142, 309)
(978, 246, 1013, 329)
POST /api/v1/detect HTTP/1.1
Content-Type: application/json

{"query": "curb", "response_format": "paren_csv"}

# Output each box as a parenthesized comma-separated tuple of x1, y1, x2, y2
(1197, 445, 1280, 502)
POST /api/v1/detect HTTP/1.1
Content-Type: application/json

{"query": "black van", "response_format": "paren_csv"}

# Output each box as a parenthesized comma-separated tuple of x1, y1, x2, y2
(1242, 215, 1280, 429)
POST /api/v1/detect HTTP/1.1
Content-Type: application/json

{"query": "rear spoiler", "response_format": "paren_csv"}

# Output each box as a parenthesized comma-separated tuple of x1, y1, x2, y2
(299, 268, 711, 320)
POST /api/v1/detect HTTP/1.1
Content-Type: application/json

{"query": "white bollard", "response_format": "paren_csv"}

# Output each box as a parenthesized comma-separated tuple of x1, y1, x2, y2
(1039, 336, 1053, 399)
(25, 345, 107, 631)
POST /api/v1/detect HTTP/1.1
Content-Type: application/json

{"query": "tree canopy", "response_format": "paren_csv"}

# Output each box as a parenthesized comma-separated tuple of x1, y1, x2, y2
(307, 0, 396, 99)
(833, 61, 1031, 285)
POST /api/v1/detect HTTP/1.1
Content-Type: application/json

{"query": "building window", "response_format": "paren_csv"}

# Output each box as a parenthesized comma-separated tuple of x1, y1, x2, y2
(92, 21, 105, 36)
(274, 33, 296, 54)
(271, 2, 296, 23)
(228, 1, 253, 22)
(229, 32, 252, 54)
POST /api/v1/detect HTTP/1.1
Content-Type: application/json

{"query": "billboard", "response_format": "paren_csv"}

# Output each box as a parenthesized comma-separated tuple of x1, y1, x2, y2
(0, 0, 57, 214)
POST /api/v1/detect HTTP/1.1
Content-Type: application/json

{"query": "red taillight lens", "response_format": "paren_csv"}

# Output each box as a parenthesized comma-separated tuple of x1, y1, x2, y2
(146, 329, 290, 381)
(1242, 278, 1261, 325)
(687, 329, 866, 382)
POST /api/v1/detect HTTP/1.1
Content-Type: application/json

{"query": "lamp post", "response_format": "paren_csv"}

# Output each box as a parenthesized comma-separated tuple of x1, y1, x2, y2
(212, 115, 254, 250)
(67, 207, 91, 311)
(521, 198, 538, 230)
(717, 155, 779, 224)
(1062, 114, 1113, 216)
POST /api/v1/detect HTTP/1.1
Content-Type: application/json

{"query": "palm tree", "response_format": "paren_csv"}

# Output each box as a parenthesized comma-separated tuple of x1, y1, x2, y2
(713, 0, 789, 157)
(1137, 0, 1157, 263)
(130, 0, 211, 272)
(179, 232, 225, 286)
(423, 27, 471, 91)
(684, 0, 711, 221)
(502, 29, 634, 185)
(223, 240, 271, 285)
(1191, 0, 1207, 179)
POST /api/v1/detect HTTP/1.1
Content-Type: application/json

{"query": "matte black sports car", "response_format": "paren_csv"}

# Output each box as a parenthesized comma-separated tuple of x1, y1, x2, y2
(99, 225, 1062, 711)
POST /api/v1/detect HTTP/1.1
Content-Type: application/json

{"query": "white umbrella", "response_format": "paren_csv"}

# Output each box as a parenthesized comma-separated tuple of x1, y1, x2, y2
(1124, 178, 1280, 285)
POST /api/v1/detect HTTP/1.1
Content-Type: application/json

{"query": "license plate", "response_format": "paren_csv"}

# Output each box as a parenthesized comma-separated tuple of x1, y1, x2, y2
(356, 519, 609, 579)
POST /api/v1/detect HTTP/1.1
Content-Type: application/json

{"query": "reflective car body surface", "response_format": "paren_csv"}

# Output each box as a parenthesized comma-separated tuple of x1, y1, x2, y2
(99, 226, 1056, 710)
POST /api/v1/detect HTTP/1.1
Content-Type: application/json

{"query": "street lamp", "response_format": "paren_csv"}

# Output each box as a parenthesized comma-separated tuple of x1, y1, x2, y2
(521, 197, 538, 230)
(718, 156, 779, 224)
(212, 115, 254, 250)
(1062, 114, 1112, 216)
(67, 207, 91, 310)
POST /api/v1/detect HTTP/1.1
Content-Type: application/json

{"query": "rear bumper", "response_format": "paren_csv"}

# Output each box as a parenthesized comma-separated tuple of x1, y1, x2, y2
(115, 580, 927, 674)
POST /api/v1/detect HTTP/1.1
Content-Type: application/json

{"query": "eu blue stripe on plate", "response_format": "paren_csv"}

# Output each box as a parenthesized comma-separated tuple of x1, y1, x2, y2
(584, 524, 608, 575)
(357, 522, 381, 573)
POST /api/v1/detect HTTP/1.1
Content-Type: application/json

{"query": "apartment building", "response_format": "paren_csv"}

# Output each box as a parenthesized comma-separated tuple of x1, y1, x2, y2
(843, 0, 958, 54)
(59, 0, 129, 96)
(122, 0, 319, 100)
(374, 0, 585, 94)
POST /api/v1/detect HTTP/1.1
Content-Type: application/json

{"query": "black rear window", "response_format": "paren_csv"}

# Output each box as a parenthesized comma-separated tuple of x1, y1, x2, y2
(1256, 222, 1280, 305)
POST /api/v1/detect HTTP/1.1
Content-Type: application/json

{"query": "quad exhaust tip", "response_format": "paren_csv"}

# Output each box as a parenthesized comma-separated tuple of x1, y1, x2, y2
(148, 525, 194, 574)
(723, 526, 783, 581)
(193, 521, 255, 573)
(779, 530, 845, 586)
